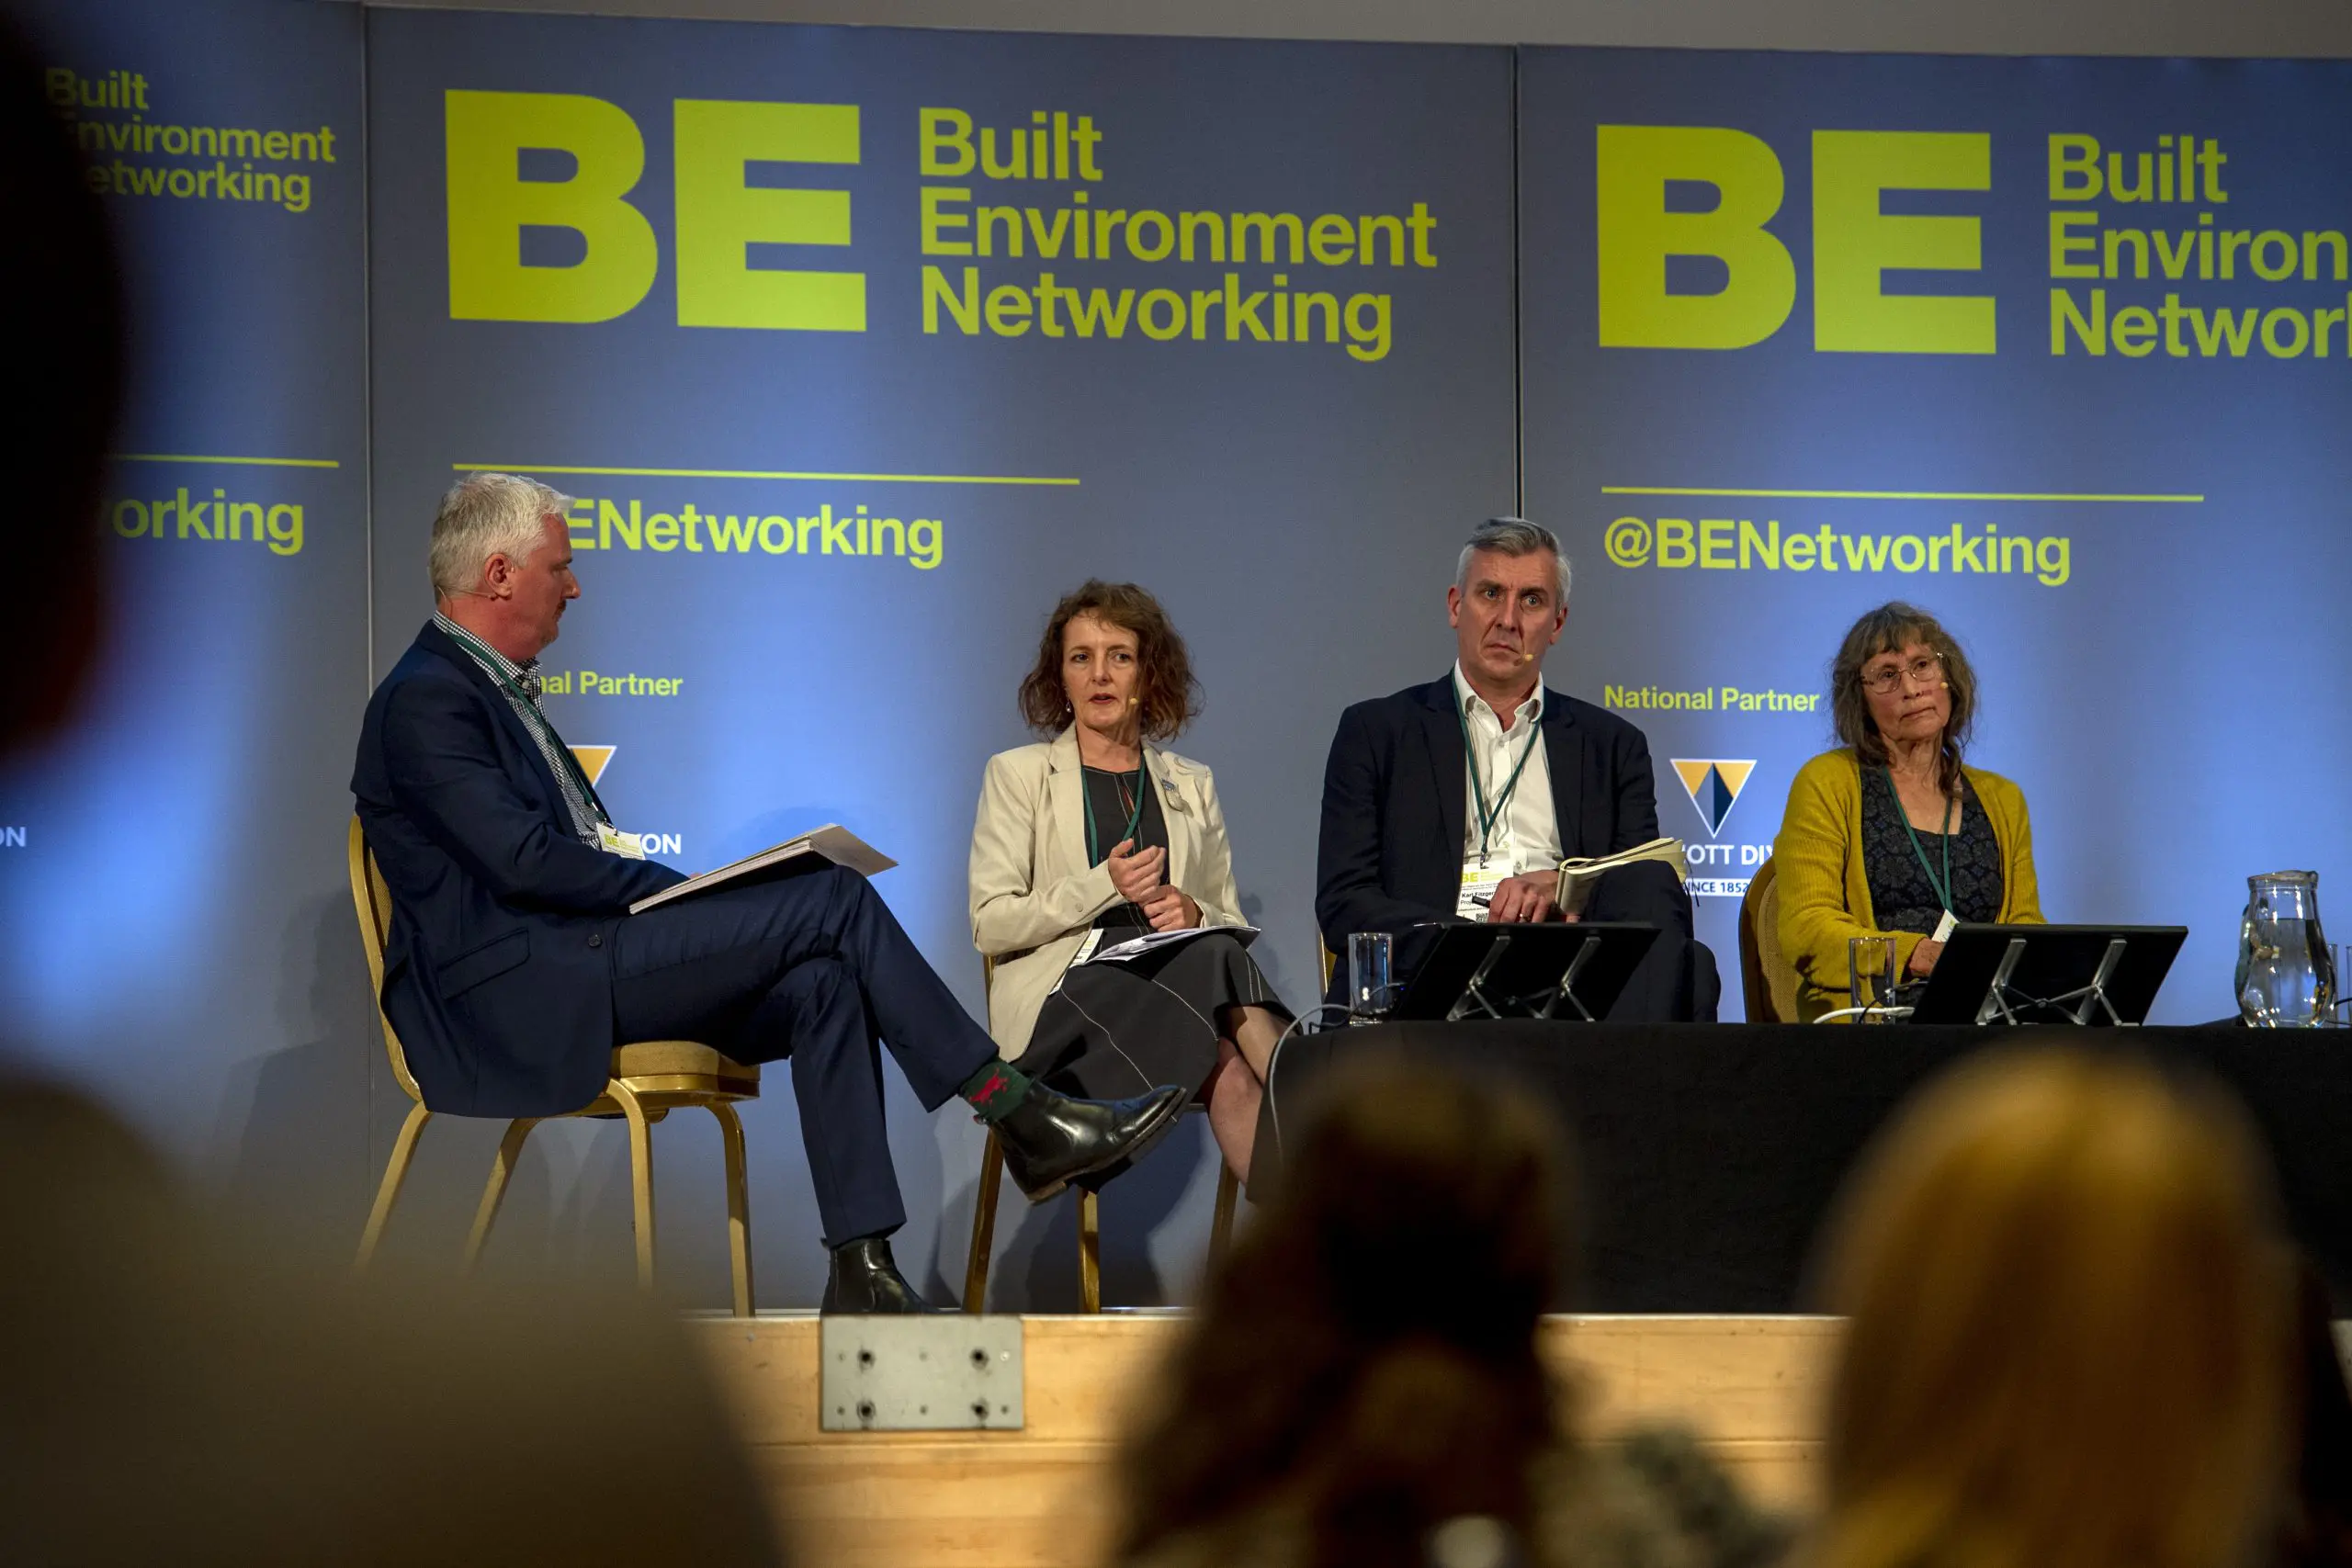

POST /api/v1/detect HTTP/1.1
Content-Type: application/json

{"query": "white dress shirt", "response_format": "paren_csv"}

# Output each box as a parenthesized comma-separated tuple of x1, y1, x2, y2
(1454, 662, 1560, 914)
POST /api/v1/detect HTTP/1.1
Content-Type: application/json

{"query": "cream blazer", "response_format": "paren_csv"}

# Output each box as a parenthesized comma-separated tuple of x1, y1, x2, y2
(967, 727, 1247, 1056)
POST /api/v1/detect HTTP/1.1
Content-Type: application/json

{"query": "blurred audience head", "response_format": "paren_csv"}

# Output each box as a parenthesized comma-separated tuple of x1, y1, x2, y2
(1811, 1048, 2290, 1568)
(1115, 1060, 1571, 1568)
(0, 1082, 784, 1565)
(0, 15, 123, 757)
(2278, 1258, 2352, 1568)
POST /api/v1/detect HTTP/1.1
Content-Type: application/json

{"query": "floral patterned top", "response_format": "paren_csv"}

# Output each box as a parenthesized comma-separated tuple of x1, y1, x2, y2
(1860, 767, 2004, 934)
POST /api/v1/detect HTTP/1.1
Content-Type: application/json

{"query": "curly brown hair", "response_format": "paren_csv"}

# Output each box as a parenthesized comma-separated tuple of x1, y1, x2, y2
(1017, 581, 1199, 741)
(1829, 602, 1979, 796)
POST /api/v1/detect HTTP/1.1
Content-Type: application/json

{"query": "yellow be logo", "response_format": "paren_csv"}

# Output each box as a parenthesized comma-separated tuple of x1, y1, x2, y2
(1596, 127, 1994, 354)
(446, 91, 864, 331)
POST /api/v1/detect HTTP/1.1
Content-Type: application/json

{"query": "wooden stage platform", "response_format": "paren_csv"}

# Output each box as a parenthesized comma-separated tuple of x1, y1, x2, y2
(692, 1314, 1838, 1568)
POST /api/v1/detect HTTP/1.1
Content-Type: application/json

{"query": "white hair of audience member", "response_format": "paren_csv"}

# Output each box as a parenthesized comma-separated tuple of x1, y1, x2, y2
(428, 471, 572, 597)
(1455, 517, 1571, 605)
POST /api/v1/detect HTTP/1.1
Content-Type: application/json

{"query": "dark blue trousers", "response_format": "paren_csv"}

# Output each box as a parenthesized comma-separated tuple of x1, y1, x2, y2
(610, 864, 996, 1248)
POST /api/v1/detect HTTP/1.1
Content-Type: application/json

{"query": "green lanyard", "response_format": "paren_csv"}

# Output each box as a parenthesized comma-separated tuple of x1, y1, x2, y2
(1883, 767, 1954, 914)
(1455, 693, 1544, 869)
(1082, 764, 1148, 865)
(444, 621, 609, 823)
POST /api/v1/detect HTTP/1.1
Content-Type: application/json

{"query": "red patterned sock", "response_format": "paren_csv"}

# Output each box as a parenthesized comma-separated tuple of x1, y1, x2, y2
(957, 1059, 1035, 1122)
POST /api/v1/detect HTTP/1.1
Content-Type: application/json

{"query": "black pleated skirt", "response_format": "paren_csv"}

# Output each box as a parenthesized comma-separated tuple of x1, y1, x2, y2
(1012, 931, 1289, 1100)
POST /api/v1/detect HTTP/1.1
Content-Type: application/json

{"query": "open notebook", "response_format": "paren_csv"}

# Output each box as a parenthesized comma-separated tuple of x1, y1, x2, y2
(1553, 837, 1690, 918)
(628, 824, 896, 915)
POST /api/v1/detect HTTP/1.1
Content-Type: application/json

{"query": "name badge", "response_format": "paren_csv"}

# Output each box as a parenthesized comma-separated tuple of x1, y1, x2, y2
(1047, 930, 1104, 1000)
(598, 823, 647, 860)
(1458, 859, 1503, 919)
(1932, 908, 1958, 943)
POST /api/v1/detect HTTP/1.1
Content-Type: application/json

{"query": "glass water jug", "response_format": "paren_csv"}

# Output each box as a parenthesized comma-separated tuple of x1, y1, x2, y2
(2236, 870, 2335, 1027)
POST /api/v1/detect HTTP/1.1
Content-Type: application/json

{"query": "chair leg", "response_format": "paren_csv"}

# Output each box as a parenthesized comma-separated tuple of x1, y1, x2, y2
(462, 1117, 541, 1273)
(355, 1102, 431, 1269)
(1207, 1162, 1240, 1276)
(708, 1100, 755, 1318)
(611, 1081, 657, 1290)
(963, 1130, 1005, 1315)
(1077, 1188, 1102, 1313)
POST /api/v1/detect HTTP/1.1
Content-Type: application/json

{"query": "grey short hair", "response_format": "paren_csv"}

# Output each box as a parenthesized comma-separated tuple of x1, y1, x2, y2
(1455, 516, 1571, 604)
(428, 472, 572, 597)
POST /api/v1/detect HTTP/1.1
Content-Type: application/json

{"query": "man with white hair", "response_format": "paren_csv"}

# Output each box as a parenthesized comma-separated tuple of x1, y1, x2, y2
(353, 474, 1186, 1311)
(1314, 517, 1711, 1020)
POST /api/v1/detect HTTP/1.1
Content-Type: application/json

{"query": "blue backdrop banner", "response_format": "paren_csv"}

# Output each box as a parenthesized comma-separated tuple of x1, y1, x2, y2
(1522, 47, 2352, 1021)
(0, 0, 370, 1235)
(366, 9, 1515, 1303)
(18, 9, 2352, 1301)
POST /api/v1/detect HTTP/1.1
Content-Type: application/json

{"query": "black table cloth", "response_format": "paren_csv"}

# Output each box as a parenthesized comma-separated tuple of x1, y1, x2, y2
(1261, 1022, 2350, 1312)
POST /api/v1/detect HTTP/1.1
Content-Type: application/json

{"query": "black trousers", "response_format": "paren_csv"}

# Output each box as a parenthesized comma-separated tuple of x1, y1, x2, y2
(610, 864, 996, 1248)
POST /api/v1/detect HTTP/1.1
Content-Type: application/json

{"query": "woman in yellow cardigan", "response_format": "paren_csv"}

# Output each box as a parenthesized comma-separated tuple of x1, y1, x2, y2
(1775, 604, 2042, 1021)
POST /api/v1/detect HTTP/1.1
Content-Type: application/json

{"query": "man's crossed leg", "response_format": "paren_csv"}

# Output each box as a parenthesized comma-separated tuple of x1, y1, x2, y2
(611, 864, 1184, 1311)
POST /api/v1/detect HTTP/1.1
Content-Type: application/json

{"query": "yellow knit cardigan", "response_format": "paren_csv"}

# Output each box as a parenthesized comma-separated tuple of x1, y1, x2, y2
(1772, 748, 2043, 1021)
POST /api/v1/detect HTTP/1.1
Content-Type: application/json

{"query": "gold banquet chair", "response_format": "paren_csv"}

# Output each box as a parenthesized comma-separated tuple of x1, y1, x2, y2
(347, 818, 762, 1315)
(961, 956, 1239, 1314)
(1736, 854, 1800, 1024)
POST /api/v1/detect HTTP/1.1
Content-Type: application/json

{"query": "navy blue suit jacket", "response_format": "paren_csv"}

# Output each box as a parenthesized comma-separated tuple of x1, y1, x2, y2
(1316, 673, 1697, 1011)
(352, 622, 684, 1116)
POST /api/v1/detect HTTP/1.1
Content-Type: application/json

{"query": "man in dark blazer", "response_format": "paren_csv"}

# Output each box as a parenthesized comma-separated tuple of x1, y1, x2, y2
(1316, 519, 1714, 1021)
(354, 474, 1185, 1312)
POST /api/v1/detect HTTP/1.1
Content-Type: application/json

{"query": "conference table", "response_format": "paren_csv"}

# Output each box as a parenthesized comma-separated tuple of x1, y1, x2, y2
(1261, 1021, 2352, 1313)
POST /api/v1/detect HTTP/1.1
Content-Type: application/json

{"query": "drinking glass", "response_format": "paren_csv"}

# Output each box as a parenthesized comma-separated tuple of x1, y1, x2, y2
(1849, 935, 1900, 1022)
(1347, 931, 1395, 1023)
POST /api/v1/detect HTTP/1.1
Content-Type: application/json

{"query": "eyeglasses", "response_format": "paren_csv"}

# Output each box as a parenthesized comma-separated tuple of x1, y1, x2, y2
(1858, 653, 1944, 695)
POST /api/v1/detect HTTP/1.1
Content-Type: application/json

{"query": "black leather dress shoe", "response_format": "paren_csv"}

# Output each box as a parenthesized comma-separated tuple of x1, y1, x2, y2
(820, 1235, 947, 1314)
(995, 1081, 1188, 1203)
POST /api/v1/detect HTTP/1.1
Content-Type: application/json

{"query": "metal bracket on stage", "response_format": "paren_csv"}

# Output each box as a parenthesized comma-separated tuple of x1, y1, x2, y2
(820, 1315, 1023, 1431)
(1533, 934, 1604, 1021)
(1444, 933, 1513, 1021)
(1442, 932, 1607, 1023)
(2041, 937, 2135, 1026)
(1971, 937, 2028, 1025)
(1971, 936, 2136, 1028)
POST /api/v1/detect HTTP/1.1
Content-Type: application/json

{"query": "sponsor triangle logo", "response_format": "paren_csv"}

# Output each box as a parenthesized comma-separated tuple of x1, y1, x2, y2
(1669, 758, 1755, 838)
(569, 744, 616, 786)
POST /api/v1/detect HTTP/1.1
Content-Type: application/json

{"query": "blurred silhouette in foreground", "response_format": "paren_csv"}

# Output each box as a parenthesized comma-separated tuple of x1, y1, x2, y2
(1112, 1060, 1788, 1568)
(2279, 1258, 2352, 1568)
(0, 1083, 782, 1563)
(1805, 1048, 2290, 1568)
(0, 16, 782, 1563)
(0, 13, 119, 756)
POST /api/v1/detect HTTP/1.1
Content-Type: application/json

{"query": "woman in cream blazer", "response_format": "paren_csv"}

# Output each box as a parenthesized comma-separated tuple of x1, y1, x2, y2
(971, 582, 1290, 1184)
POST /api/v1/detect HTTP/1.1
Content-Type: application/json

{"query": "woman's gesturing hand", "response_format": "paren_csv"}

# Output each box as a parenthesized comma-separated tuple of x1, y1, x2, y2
(1105, 839, 1166, 904)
